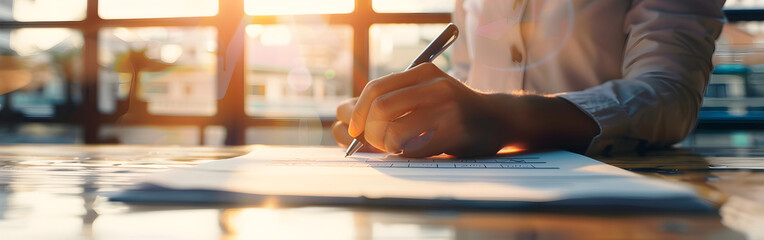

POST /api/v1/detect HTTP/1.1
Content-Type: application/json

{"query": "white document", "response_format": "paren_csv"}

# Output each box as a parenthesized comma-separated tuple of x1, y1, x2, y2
(134, 146, 702, 205)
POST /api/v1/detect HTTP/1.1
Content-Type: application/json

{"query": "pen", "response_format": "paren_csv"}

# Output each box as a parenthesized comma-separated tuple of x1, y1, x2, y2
(345, 23, 459, 157)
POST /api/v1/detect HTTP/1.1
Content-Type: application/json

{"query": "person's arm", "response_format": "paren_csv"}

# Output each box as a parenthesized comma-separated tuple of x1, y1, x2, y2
(558, 0, 725, 155)
(336, 0, 593, 157)
(337, 0, 725, 157)
(346, 63, 599, 157)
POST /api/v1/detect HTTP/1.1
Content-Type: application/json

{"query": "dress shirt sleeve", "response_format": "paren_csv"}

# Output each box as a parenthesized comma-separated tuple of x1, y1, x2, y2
(448, 0, 472, 82)
(558, 0, 726, 155)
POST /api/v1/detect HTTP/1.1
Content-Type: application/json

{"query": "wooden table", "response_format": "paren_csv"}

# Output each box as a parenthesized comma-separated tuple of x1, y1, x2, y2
(0, 144, 760, 239)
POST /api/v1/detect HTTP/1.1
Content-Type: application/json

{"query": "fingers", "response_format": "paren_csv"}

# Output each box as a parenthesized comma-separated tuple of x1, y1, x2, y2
(381, 103, 454, 154)
(332, 121, 353, 147)
(387, 101, 470, 158)
(336, 97, 357, 124)
(363, 79, 452, 152)
(349, 63, 444, 137)
(332, 121, 385, 153)
(399, 130, 450, 158)
(401, 126, 465, 158)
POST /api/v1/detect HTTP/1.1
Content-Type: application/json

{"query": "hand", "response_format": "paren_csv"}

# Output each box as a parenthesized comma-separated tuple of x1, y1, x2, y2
(348, 63, 508, 157)
(338, 63, 599, 157)
(332, 98, 384, 153)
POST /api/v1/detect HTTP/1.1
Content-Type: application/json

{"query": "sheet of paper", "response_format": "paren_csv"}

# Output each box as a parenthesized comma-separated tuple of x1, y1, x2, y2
(136, 146, 700, 203)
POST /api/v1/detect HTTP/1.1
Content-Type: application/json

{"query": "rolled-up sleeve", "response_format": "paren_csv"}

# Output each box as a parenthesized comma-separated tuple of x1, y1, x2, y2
(558, 0, 726, 155)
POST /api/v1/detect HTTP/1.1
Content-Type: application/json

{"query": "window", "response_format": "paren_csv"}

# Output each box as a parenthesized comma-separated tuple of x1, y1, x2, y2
(99, 0, 218, 19)
(244, 0, 354, 15)
(244, 24, 352, 118)
(725, 0, 764, 9)
(1, 28, 84, 118)
(0, 0, 87, 21)
(98, 27, 218, 116)
(0, 0, 451, 145)
(372, 0, 454, 13)
(702, 4, 764, 125)
(369, 24, 453, 79)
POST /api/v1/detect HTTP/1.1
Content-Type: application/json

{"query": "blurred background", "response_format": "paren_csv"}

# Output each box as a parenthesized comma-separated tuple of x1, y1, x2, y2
(0, 0, 763, 147)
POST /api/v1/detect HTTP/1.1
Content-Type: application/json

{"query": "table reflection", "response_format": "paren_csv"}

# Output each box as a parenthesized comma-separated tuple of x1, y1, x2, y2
(0, 144, 759, 239)
(83, 204, 742, 240)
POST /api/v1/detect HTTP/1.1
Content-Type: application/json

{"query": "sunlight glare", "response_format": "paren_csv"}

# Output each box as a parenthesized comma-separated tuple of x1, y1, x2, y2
(223, 208, 355, 240)
(10, 28, 80, 56)
(287, 67, 313, 92)
(12, 0, 86, 21)
(372, 0, 454, 13)
(259, 26, 292, 46)
(160, 44, 184, 63)
(112, 27, 140, 42)
(99, 0, 218, 19)
(245, 0, 354, 15)
(245, 25, 265, 39)
(498, 145, 525, 154)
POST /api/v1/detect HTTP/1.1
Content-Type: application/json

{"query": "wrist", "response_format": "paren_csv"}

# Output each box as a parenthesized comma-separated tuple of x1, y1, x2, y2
(479, 93, 529, 149)
(482, 93, 599, 153)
